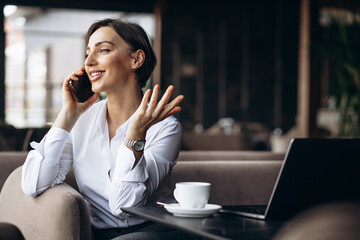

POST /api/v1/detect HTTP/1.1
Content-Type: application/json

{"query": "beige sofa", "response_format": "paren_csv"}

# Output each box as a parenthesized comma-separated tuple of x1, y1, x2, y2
(0, 151, 283, 240)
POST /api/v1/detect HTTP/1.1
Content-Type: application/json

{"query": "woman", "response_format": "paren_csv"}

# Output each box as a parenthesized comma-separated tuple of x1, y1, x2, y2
(21, 18, 192, 240)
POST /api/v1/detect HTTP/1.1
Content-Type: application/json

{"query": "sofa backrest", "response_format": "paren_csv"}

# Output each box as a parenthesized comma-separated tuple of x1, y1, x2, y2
(170, 160, 282, 205)
(0, 152, 28, 191)
(178, 150, 285, 161)
(0, 151, 283, 206)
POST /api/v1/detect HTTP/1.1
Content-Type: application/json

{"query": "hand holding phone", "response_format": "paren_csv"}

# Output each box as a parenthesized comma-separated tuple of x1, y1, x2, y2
(69, 69, 94, 102)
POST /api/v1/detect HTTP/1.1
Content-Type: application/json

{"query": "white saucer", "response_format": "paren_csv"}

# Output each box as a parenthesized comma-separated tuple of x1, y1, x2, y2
(164, 203, 222, 218)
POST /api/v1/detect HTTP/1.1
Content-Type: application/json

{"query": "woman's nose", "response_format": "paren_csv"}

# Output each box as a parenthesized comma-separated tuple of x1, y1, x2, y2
(84, 52, 96, 66)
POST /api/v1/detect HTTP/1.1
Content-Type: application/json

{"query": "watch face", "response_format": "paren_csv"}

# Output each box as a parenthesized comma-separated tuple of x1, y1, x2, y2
(134, 140, 145, 151)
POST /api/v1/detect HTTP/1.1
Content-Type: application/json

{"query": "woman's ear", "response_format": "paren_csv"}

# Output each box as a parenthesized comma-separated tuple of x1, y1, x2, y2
(132, 49, 145, 70)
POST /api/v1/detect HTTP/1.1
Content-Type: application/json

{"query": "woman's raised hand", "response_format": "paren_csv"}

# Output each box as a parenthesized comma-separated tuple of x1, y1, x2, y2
(126, 84, 183, 140)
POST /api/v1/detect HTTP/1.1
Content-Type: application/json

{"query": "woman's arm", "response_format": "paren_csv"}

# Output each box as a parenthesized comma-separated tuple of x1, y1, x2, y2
(21, 67, 99, 197)
(108, 118, 182, 215)
(21, 128, 73, 197)
(107, 84, 183, 215)
(124, 84, 183, 167)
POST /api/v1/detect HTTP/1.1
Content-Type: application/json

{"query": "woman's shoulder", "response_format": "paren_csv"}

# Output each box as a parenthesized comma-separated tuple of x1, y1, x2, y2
(148, 116, 182, 135)
(162, 115, 180, 124)
(158, 115, 181, 128)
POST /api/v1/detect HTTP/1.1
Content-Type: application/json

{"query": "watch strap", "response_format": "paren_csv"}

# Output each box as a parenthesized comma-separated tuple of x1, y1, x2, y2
(123, 136, 145, 152)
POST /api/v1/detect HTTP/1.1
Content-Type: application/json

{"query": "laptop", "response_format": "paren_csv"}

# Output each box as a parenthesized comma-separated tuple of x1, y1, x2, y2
(221, 138, 360, 220)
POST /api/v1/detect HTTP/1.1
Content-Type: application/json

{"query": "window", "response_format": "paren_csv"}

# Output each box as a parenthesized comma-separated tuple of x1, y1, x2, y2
(4, 5, 155, 128)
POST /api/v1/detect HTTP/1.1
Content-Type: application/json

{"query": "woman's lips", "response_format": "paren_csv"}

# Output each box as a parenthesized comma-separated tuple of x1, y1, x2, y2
(89, 71, 104, 81)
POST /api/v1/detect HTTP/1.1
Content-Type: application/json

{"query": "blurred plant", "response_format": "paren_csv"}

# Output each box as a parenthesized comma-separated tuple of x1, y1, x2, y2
(316, 11, 360, 137)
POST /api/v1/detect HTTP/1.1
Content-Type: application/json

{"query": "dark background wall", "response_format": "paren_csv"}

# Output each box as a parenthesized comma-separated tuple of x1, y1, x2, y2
(161, 0, 300, 132)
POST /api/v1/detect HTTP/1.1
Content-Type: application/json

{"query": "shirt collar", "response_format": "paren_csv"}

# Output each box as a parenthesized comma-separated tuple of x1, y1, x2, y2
(94, 99, 133, 138)
(116, 115, 131, 138)
(94, 99, 108, 137)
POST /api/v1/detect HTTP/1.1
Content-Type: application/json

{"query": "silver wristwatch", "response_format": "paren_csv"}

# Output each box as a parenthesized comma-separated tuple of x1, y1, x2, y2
(123, 136, 146, 152)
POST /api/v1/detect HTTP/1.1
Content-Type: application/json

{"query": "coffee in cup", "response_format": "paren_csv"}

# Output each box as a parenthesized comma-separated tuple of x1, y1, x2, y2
(173, 182, 211, 209)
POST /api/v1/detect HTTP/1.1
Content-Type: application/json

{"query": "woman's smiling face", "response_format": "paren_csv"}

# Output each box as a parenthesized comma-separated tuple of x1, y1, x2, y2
(84, 26, 135, 94)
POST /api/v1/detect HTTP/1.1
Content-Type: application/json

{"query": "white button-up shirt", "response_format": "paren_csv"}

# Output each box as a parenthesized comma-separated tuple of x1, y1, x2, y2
(21, 99, 183, 229)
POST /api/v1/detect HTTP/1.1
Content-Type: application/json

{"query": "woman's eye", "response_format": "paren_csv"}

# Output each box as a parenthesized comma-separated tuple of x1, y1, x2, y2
(99, 48, 110, 54)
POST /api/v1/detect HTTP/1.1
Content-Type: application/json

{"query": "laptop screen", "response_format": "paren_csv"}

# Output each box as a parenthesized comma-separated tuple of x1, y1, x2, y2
(265, 138, 360, 220)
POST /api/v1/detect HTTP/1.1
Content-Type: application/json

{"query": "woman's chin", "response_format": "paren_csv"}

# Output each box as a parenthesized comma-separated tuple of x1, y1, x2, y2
(91, 85, 102, 93)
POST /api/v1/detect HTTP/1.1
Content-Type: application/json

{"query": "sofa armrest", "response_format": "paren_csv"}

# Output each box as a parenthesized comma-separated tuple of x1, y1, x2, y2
(0, 167, 91, 240)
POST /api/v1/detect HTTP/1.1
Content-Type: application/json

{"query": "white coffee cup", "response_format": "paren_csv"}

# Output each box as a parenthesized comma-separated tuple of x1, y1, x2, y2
(173, 182, 211, 209)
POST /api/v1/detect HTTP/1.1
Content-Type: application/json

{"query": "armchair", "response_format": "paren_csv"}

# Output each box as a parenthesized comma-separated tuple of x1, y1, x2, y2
(0, 167, 91, 240)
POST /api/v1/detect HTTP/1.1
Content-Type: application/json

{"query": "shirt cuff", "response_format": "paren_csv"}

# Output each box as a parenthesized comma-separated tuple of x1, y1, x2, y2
(112, 144, 149, 183)
(42, 127, 70, 165)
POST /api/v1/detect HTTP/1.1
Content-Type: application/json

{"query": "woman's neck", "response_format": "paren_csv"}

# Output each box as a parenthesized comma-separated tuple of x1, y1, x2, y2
(106, 83, 142, 139)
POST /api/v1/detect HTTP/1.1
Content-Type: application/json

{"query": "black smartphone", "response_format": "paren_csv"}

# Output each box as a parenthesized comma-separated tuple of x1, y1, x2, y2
(69, 70, 94, 102)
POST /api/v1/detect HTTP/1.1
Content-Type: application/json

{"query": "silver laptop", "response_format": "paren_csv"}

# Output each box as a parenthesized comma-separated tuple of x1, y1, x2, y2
(221, 138, 360, 220)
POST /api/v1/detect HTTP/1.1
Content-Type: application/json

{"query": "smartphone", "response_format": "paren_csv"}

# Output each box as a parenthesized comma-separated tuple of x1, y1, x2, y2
(69, 69, 94, 102)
